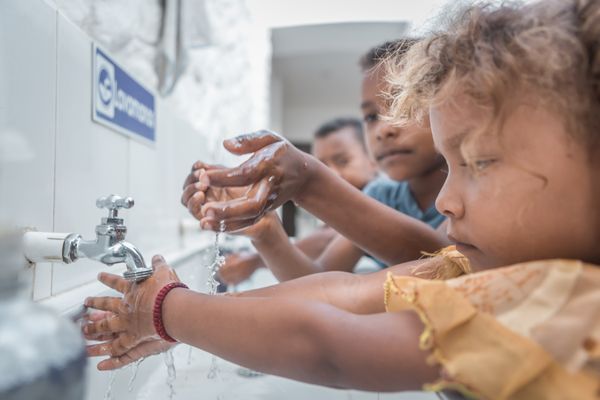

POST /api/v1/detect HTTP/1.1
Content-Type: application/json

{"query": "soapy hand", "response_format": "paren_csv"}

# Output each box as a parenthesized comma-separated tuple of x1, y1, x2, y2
(186, 130, 315, 232)
(181, 161, 252, 223)
(83, 255, 181, 369)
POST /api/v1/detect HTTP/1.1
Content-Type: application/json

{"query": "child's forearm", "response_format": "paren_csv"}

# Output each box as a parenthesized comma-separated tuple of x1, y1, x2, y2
(162, 289, 435, 391)
(230, 260, 421, 314)
(293, 227, 337, 259)
(251, 217, 333, 281)
(296, 165, 449, 265)
(242, 226, 335, 272)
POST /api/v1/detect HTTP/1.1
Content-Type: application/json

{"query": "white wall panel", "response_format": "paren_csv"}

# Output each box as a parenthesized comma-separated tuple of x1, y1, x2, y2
(0, 0, 57, 299)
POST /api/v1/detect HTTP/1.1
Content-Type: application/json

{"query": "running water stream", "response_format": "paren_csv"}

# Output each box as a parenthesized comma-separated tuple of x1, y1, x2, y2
(164, 349, 176, 400)
(206, 223, 226, 379)
(128, 357, 145, 392)
(103, 371, 116, 400)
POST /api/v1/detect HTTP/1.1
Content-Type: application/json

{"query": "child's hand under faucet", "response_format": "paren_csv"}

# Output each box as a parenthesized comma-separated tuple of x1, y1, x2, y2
(84, 256, 180, 369)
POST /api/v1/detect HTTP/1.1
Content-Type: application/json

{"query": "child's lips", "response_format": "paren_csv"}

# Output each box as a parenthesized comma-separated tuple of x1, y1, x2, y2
(375, 148, 413, 162)
(448, 234, 478, 251)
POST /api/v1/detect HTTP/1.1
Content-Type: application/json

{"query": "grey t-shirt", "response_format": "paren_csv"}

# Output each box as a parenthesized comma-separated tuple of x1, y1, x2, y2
(362, 176, 445, 267)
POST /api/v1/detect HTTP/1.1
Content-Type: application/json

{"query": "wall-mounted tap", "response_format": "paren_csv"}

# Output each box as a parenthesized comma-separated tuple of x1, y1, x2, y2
(23, 194, 153, 282)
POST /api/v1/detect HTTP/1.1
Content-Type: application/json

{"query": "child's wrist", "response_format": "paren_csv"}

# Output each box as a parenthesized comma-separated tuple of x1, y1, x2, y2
(250, 213, 285, 245)
(294, 161, 331, 209)
(153, 282, 189, 342)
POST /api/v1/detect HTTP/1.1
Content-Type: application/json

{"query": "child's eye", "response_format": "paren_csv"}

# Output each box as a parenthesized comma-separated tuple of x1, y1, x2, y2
(459, 159, 497, 172)
(474, 159, 496, 171)
(363, 113, 378, 123)
(334, 158, 349, 167)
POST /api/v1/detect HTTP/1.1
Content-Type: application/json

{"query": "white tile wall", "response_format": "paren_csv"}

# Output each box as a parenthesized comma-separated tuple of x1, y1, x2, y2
(52, 15, 131, 294)
(0, 0, 57, 299)
(0, 1, 313, 398)
(1, 0, 269, 298)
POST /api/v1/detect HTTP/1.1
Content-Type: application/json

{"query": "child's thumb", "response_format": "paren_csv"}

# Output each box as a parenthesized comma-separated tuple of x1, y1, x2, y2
(223, 130, 283, 155)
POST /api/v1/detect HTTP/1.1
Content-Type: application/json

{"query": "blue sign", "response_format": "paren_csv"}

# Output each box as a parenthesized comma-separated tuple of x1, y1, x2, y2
(93, 46, 156, 143)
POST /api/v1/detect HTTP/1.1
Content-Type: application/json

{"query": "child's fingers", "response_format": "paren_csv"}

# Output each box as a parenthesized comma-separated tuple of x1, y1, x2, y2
(87, 332, 138, 359)
(85, 310, 113, 322)
(83, 331, 118, 342)
(97, 272, 131, 294)
(222, 130, 282, 155)
(96, 339, 172, 371)
(86, 341, 113, 357)
(181, 175, 207, 206)
(83, 314, 127, 337)
(200, 216, 258, 233)
(187, 191, 206, 218)
(97, 353, 134, 371)
(84, 296, 122, 313)
(201, 179, 270, 224)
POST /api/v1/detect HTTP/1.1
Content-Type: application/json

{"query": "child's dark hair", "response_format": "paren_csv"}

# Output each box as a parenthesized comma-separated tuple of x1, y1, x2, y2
(359, 38, 421, 73)
(313, 117, 365, 147)
(386, 0, 600, 150)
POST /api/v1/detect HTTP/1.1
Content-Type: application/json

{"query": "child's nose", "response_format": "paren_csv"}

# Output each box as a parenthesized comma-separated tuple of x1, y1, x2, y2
(375, 122, 399, 142)
(435, 179, 464, 219)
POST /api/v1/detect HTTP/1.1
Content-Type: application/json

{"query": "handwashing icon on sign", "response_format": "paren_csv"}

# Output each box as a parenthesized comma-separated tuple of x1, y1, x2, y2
(95, 51, 115, 118)
(98, 68, 113, 106)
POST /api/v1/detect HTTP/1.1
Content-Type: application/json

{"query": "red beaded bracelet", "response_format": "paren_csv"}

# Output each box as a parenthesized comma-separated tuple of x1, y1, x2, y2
(153, 282, 189, 343)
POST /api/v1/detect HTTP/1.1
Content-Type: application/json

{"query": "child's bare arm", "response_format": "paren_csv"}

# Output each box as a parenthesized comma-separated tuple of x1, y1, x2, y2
(162, 293, 437, 391)
(197, 133, 449, 265)
(86, 264, 437, 391)
(231, 260, 422, 314)
(248, 214, 364, 281)
(219, 225, 338, 285)
(293, 226, 337, 259)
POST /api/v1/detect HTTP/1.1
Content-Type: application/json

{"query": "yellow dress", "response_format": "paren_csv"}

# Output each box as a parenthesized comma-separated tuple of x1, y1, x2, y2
(385, 247, 600, 399)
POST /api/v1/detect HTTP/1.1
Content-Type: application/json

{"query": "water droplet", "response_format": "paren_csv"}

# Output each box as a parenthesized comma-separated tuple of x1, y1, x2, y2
(207, 356, 220, 380)
(187, 345, 194, 366)
(200, 228, 227, 379)
(163, 349, 176, 400)
(128, 357, 145, 392)
(103, 370, 116, 400)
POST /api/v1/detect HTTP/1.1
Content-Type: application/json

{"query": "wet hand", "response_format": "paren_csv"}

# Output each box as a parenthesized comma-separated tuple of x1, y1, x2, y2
(83, 255, 181, 362)
(88, 338, 175, 371)
(181, 161, 253, 225)
(197, 130, 315, 232)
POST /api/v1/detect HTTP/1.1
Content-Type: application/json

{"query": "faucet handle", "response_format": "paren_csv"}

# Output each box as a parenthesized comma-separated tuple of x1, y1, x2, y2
(96, 195, 134, 219)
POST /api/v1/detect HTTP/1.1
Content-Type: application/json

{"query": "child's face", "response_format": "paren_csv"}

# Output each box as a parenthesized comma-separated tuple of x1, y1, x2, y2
(312, 127, 377, 190)
(431, 96, 600, 270)
(361, 67, 444, 182)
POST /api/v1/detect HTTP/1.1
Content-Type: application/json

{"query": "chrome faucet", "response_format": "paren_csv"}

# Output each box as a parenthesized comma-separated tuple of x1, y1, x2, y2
(61, 195, 153, 282)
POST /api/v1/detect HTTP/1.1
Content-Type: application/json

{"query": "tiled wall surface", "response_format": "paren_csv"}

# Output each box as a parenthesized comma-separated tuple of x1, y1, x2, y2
(0, 0, 270, 300)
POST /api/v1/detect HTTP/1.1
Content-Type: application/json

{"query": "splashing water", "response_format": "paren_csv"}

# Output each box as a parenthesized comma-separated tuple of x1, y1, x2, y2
(128, 357, 145, 392)
(103, 370, 116, 400)
(206, 356, 221, 380)
(164, 349, 176, 400)
(205, 222, 226, 379)
(187, 345, 194, 366)
(206, 221, 227, 295)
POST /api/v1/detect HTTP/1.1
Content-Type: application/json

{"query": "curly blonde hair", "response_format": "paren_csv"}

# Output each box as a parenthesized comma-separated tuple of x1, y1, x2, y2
(385, 0, 600, 149)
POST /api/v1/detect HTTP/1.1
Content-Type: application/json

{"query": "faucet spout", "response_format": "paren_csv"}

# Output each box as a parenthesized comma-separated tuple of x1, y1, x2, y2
(113, 241, 153, 282)
(62, 235, 153, 283)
